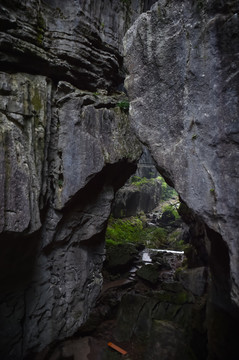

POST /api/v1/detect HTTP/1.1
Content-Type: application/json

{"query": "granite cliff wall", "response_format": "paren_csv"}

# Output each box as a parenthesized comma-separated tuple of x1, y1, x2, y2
(124, 1, 239, 358)
(0, 0, 157, 358)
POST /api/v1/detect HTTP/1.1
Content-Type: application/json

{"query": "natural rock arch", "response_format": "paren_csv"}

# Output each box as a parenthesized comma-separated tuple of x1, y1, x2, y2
(0, 1, 238, 359)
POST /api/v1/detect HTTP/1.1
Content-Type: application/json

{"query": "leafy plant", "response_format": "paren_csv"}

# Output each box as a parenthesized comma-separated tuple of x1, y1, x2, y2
(130, 176, 156, 187)
(116, 100, 129, 111)
(162, 204, 181, 220)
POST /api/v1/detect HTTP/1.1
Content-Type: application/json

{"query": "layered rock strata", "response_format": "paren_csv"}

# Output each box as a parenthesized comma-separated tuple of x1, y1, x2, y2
(124, 1, 239, 358)
(0, 0, 158, 358)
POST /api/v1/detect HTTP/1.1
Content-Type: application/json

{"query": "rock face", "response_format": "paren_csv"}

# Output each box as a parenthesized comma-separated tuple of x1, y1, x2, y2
(111, 178, 161, 218)
(111, 147, 161, 217)
(135, 147, 159, 179)
(0, 74, 140, 360)
(0, 0, 159, 358)
(0, 0, 238, 359)
(124, 1, 239, 358)
(0, 0, 156, 92)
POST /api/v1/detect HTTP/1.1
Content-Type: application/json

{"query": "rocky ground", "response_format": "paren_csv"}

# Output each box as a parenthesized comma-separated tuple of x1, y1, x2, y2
(35, 242, 208, 360)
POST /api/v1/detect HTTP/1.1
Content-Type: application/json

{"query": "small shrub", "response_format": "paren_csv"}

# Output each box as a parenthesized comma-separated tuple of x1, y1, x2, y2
(116, 100, 129, 111)
(130, 176, 157, 188)
(162, 204, 180, 220)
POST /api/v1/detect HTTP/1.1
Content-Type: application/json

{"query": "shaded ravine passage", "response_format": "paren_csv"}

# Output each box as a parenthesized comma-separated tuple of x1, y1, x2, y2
(0, 1, 238, 359)
(34, 170, 239, 360)
(33, 172, 209, 360)
(34, 245, 207, 360)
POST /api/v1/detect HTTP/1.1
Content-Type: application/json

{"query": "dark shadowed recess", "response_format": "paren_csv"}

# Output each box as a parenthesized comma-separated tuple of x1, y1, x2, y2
(0, 49, 124, 93)
(206, 225, 239, 360)
(64, 161, 138, 210)
(0, 230, 41, 293)
(42, 160, 138, 255)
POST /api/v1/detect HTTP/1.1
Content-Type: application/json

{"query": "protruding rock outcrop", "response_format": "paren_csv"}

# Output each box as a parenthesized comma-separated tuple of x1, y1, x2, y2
(0, 0, 156, 91)
(0, 1, 159, 358)
(124, 1, 239, 358)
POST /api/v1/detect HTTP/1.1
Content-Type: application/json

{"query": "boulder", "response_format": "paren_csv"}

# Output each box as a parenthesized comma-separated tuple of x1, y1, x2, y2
(136, 263, 160, 285)
(104, 243, 139, 274)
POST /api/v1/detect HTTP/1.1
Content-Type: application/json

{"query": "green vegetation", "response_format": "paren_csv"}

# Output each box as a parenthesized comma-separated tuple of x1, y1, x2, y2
(192, 134, 197, 140)
(106, 216, 144, 245)
(36, 13, 46, 46)
(106, 174, 184, 250)
(116, 100, 130, 112)
(130, 175, 177, 202)
(55, 7, 66, 19)
(196, 0, 205, 11)
(58, 179, 63, 189)
(162, 203, 181, 220)
(130, 175, 158, 188)
(157, 175, 177, 200)
(105, 215, 185, 250)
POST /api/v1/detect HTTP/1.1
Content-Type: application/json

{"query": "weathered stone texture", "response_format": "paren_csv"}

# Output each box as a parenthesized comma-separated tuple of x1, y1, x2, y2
(0, 72, 51, 234)
(0, 77, 141, 358)
(0, 0, 238, 358)
(112, 179, 161, 218)
(0, 0, 156, 91)
(124, 1, 239, 358)
(124, 0, 239, 304)
(0, 0, 160, 358)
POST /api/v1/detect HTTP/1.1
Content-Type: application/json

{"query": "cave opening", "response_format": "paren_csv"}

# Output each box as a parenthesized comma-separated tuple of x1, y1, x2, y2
(61, 148, 209, 360)
(103, 147, 187, 280)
